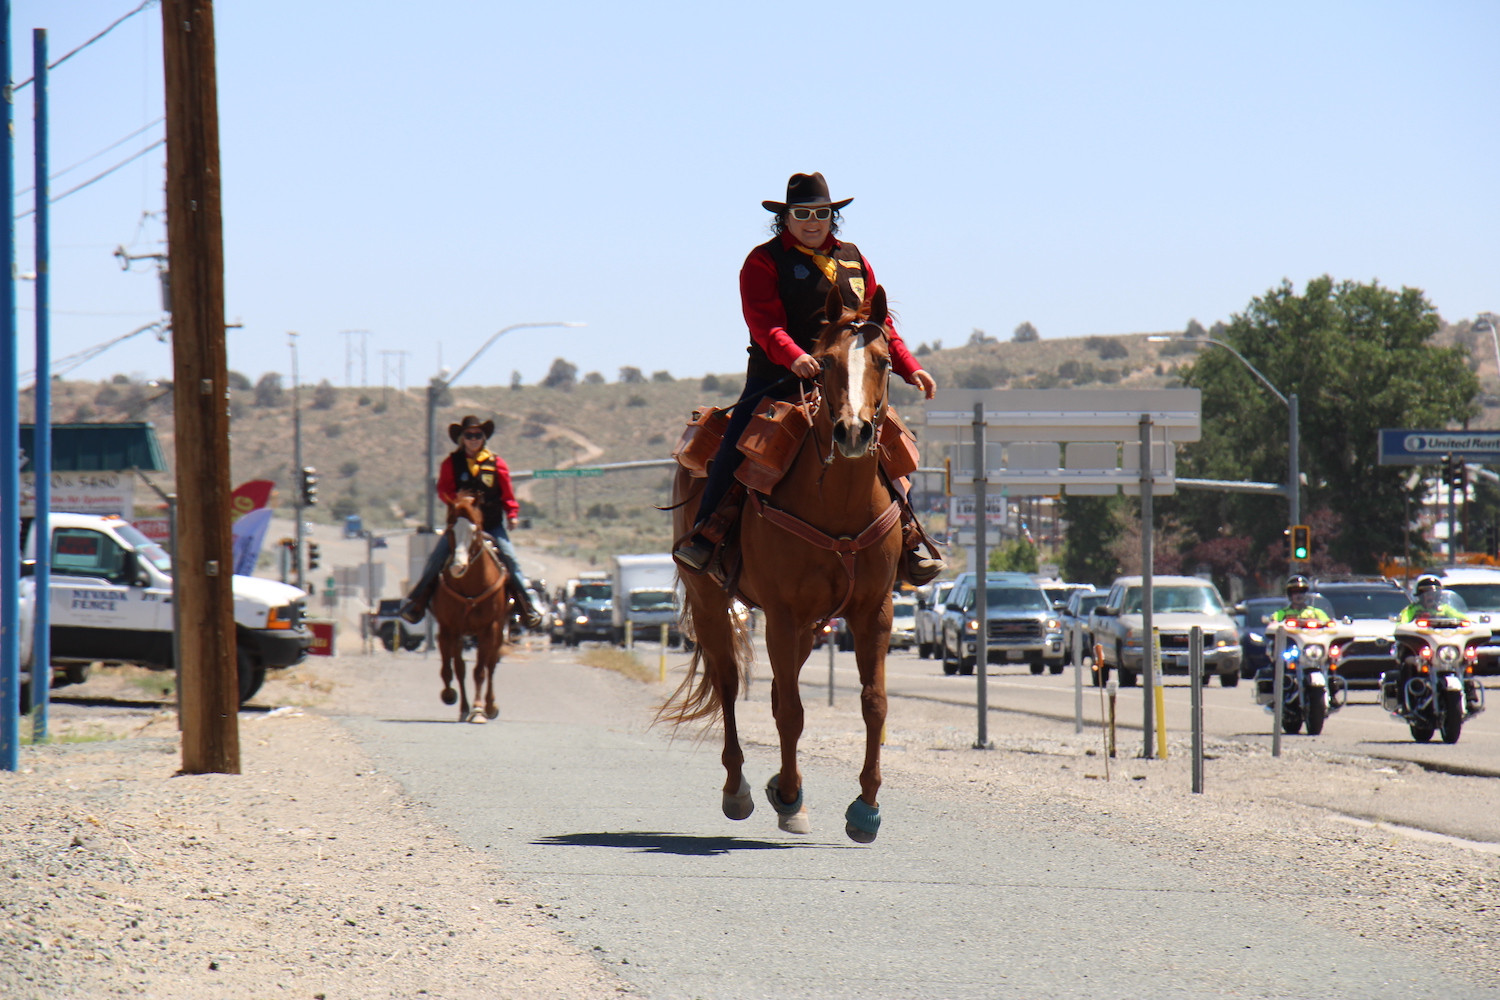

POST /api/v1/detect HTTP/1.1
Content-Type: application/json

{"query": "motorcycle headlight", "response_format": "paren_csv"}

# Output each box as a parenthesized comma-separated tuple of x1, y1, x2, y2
(1303, 643, 1325, 662)
(1248, 632, 1264, 645)
(1437, 644, 1461, 665)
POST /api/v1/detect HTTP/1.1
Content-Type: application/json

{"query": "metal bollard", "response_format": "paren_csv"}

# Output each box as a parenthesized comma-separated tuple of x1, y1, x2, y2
(827, 625, 836, 707)
(1106, 677, 1118, 759)
(1073, 644, 1084, 735)
(659, 623, 668, 683)
(625, 620, 633, 650)
(1272, 626, 1284, 758)
(1189, 625, 1204, 793)
(1153, 626, 1168, 760)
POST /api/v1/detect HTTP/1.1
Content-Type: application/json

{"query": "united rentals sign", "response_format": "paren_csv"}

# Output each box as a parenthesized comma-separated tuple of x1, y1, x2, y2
(1378, 430, 1500, 465)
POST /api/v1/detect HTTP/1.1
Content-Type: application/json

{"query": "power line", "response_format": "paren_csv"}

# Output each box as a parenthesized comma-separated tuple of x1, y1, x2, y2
(13, 0, 159, 91)
(14, 139, 165, 220)
(17, 117, 164, 197)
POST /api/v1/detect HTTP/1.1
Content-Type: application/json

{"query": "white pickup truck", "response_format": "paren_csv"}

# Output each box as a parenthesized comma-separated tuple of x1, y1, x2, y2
(19, 512, 312, 704)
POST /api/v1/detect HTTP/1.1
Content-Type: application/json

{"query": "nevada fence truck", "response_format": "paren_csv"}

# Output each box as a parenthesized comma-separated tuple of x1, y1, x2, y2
(610, 553, 682, 648)
(19, 512, 313, 705)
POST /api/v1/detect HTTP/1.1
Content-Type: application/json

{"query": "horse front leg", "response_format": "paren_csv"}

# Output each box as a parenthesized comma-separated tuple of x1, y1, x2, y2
(480, 622, 501, 720)
(438, 630, 458, 708)
(453, 640, 472, 723)
(845, 603, 889, 844)
(762, 610, 813, 834)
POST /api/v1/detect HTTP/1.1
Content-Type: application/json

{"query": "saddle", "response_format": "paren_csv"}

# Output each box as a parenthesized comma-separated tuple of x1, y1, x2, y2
(670, 396, 935, 600)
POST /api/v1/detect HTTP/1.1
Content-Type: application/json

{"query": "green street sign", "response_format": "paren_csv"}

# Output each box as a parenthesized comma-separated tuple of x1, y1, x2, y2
(532, 468, 604, 479)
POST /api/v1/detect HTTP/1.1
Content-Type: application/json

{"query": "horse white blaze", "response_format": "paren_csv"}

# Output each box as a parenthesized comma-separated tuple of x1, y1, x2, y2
(845, 334, 868, 423)
(451, 519, 474, 576)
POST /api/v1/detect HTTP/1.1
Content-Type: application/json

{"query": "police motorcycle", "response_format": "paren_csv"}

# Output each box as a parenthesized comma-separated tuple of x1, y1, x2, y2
(1384, 583, 1488, 744)
(1255, 616, 1348, 735)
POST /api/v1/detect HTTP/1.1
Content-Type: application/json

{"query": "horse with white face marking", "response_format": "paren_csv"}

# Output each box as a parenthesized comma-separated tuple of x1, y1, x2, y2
(431, 493, 511, 722)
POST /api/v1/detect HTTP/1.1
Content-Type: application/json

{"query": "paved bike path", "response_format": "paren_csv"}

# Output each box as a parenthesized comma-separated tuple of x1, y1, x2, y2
(338, 706, 1488, 1000)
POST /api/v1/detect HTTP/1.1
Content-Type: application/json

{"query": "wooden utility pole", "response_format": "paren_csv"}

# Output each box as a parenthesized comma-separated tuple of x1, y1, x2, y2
(162, 0, 239, 773)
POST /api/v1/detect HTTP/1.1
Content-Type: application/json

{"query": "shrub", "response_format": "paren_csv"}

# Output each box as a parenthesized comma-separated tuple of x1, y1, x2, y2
(311, 379, 337, 410)
(339, 460, 360, 477)
(700, 373, 720, 392)
(626, 395, 647, 407)
(1012, 322, 1039, 343)
(254, 373, 284, 407)
(651, 370, 674, 383)
(227, 370, 252, 391)
(323, 423, 343, 438)
(582, 371, 605, 385)
(542, 358, 578, 389)
(1084, 336, 1128, 361)
(618, 367, 645, 384)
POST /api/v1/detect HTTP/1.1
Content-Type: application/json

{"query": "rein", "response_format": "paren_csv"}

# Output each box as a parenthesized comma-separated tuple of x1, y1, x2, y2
(745, 489, 901, 627)
(438, 530, 509, 619)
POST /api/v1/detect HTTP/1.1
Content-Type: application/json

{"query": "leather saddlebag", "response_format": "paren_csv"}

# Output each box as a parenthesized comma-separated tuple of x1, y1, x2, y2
(735, 397, 812, 493)
(878, 406, 920, 481)
(672, 406, 729, 478)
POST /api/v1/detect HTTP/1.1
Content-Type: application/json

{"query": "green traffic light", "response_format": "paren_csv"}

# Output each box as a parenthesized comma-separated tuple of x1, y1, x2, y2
(1294, 546, 1309, 560)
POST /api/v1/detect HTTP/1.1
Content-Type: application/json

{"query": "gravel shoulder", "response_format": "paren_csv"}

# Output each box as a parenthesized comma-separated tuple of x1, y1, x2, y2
(3, 635, 1499, 997)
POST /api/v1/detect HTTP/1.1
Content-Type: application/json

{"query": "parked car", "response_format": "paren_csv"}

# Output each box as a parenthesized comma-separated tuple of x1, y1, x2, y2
(1092, 575, 1242, 687)
(890, 594, 918, 650)
(1434, 567, 1500, 674)
(1235, 594, 1335, 680)
(1060, 588, 1104, 666)
(938, 572, 1064, 676)
(1035, 578, 1092, 613)
(916, 581, 954, 659)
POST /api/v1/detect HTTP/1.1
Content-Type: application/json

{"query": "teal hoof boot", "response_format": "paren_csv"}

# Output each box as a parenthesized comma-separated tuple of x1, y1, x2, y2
(722, 777, 754, 820)
(844, 797, 881, 844)
(765, 774, 809, 834)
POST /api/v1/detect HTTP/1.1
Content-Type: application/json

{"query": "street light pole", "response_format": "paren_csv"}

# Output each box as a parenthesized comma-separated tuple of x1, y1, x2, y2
(1150, 334, 1300, 562)
(422, 321, 584, 531)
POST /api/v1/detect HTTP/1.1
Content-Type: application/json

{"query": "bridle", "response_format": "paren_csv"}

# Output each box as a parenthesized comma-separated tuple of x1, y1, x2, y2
(809, 319, 892, 468)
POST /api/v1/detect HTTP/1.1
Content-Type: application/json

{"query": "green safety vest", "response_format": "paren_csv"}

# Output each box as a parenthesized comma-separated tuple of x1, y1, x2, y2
(1271, 606, 1331, 623)
(1398, 603, 1464, 623)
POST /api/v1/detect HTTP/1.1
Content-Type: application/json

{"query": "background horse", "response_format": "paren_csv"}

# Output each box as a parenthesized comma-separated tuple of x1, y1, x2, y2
(663, 285, 903, 843)
(431, 493, 512, 723)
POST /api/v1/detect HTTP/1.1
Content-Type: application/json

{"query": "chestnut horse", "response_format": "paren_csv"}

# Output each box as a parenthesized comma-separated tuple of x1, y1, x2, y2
(663, 285, 903, 843)
(431, 493, 512, 723)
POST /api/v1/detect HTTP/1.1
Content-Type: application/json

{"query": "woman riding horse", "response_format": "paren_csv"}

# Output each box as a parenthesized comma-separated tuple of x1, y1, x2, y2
(398, 414, 543, 627)
(672, 171, 942, 583)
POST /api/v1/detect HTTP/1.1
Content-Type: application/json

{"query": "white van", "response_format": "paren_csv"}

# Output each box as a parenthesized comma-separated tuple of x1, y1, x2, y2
(20, 512, 312, 703)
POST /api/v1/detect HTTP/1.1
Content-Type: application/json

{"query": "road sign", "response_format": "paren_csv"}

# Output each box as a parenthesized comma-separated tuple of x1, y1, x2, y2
(1379, 429, 1500, 465)
(925, 389, 1201, 496)
(948, 494, 1008, 528)
(531, 468, 604, 479)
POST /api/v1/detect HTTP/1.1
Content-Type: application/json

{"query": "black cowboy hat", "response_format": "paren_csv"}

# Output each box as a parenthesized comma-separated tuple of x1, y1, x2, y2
(762, 171, 853, 214)
(448, 414, 495, 443)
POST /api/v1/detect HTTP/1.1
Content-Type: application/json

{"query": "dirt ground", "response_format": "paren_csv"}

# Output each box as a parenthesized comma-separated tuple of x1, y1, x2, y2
(5, 638, 1500, 997)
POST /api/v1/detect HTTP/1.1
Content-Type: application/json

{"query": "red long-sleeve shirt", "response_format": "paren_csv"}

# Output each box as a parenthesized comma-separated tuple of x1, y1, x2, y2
(437, 450, 519, 520)
(740, 231, 922, 380)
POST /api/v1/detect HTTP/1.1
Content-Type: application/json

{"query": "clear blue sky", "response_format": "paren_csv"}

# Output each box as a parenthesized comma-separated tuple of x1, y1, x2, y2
(10, 0, 1499, 390)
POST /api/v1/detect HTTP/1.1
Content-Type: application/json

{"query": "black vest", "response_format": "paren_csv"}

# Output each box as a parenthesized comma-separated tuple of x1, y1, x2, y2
(746, 237, 868, 382)
(449, 451, 507, 532)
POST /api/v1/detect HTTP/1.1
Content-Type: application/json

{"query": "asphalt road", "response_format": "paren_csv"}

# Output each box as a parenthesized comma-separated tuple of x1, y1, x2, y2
(335, 642, 1494, 1000)
(870, 647, 1500, 776)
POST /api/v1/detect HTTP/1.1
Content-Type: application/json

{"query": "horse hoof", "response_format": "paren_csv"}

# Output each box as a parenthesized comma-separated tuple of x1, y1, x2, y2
(465, 710, 487, 724)
(844, 798, 881, 844)
(484, 706, 499, 720)
(722, 777, 754, 821)
(440, 688, 457, 705)
(765, 775, 808, 834)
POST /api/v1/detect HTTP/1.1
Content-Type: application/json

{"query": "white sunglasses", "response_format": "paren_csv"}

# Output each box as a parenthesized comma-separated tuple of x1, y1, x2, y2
(788, 207, 832, 221)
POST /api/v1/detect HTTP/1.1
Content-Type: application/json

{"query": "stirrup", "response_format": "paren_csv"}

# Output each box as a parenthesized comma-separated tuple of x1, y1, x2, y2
(673, 534, 714, 573)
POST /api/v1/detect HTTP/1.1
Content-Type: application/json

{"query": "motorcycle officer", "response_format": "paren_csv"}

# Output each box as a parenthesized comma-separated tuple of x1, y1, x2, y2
(1270, 575, 1331, 623)
(1398, 574, 1465, 623)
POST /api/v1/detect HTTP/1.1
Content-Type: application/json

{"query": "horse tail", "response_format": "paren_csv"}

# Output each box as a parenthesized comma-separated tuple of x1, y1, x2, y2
(654, 594, 752, 730)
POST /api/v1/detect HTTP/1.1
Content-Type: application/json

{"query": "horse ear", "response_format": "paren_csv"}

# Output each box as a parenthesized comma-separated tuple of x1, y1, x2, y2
(868, 285, 888, 328)
(822, 283, 844, 327)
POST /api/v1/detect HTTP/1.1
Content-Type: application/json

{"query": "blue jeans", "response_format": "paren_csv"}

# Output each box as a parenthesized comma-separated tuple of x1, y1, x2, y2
(694, 375, 794, 525)
(408, 525, 524, 602)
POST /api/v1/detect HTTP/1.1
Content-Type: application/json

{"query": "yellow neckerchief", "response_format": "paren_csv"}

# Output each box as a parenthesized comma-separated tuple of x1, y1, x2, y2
(794, 242, 839, 285)
(465, 447, 494, 479)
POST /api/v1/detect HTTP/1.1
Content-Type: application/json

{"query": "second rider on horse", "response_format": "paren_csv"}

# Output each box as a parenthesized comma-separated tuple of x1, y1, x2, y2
(399, 414, 543, 627)
(672, 171, 944, 584)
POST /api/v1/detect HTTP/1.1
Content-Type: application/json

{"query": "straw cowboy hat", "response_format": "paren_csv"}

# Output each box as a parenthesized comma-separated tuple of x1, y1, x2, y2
(448, 414, 495, 443)
(761, 171, 854, 213)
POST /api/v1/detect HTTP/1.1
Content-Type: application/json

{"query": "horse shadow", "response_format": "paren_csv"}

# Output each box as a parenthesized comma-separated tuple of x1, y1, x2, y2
(532, 831, 853, 857)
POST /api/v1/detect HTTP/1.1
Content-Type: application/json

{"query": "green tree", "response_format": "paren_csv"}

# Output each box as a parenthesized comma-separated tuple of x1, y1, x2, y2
(989, 538, 1039, 573)
(1060, 494, 1122, 585)
(1177, 276, 1477, 575)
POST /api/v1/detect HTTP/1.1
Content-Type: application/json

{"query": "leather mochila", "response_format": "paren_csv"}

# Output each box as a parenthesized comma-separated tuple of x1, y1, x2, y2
(877, 407, 920, 481)
(671, 406, 729, 478)
(734, 397, 814, 493)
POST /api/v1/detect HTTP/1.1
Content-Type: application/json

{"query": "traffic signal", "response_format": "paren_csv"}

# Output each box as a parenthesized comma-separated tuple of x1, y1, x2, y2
(1290, 524, 1311, 562)
(1448, 457, 1467, 491)
(300, 466, 319, 506)
(307, 541, 321, 571)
